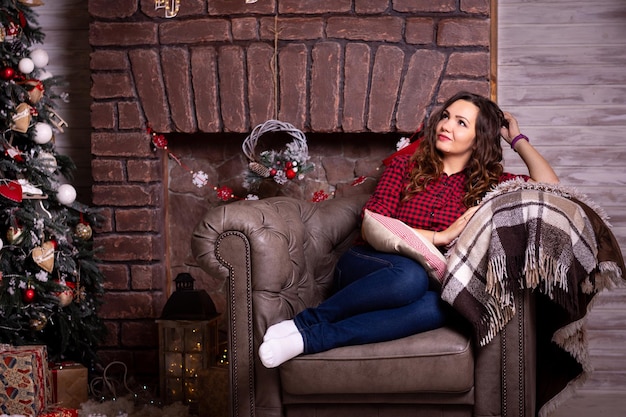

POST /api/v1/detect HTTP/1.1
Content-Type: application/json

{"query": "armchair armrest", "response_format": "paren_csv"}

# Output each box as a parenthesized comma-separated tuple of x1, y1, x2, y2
(191, 195, 368, 417)
(474, 288, 537, 417)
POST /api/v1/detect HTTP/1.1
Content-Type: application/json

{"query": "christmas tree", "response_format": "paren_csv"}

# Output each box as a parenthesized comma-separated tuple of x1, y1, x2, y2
(0, 1, 105, 367)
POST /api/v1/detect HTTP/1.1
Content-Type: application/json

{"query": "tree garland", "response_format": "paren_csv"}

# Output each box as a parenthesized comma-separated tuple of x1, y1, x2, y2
(147, 125, 240, 202)
(146, 123, 415, 203)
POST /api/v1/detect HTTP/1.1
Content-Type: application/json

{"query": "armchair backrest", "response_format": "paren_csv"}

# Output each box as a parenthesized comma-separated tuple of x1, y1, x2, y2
(193, 194, 369, 315)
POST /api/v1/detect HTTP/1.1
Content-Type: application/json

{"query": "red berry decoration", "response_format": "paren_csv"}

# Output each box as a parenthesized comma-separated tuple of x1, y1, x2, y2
(152, 133, 168, 149)
(23, 288, 36, 303)
(215, 185, 234, 202)
(1, 67, 15, 80)
(286, 169, 296, 180)
(146, 126, 168, 150)
(312, 190, 330, 202)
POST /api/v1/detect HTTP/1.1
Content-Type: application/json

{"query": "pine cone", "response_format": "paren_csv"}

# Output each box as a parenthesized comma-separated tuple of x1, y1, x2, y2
(249, 161, 271, 178)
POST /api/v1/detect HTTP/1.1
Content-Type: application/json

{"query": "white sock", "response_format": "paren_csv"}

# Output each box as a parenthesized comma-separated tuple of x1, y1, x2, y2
(263, 319, 298, 342)
(258, 332, 304, 368)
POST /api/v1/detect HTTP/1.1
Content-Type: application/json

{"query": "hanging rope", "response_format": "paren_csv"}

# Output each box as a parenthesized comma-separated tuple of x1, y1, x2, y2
(273, 11, 279, 119)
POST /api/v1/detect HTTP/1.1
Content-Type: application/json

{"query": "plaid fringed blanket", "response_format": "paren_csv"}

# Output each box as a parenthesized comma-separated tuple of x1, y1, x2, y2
(442, 182, 599, 346)
(441, 179, 625, 416)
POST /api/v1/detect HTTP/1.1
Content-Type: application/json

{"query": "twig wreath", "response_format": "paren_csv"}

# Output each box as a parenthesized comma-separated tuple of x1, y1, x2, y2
(242, 119, 314, 190)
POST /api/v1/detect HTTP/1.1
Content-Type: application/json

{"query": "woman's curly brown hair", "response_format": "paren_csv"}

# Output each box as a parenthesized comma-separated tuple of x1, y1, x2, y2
(402, 91, 507, 207)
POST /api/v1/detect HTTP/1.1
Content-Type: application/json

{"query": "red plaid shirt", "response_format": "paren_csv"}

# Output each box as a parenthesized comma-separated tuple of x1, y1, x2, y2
(363, 154, 528, 231)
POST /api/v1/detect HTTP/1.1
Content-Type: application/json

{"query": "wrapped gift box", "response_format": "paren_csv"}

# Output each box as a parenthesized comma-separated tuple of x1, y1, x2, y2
(49, 362, 88, 409)
(0, 344, 49, 416)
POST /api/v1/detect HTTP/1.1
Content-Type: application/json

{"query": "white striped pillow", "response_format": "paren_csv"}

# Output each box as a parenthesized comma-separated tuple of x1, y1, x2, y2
(361, 209, 446, 284)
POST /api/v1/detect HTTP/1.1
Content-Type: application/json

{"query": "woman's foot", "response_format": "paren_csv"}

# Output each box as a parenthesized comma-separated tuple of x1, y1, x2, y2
(263, 319, 298, 342)
(258, 332, 304, 368)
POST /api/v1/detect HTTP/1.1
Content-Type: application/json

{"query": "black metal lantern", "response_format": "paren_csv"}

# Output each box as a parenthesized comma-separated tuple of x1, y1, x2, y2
(156, 273, 220, 409)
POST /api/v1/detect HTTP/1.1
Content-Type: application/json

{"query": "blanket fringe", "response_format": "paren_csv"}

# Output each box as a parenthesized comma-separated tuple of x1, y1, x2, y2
(486, 255, 514, 306)
(487, 250, 572, 310)
(479, 301, 515, 346)
(483, 250, 575, 346)
(594, 261, 625, 291)
(552, 317, 592, 372)
(535, 251, 571, 301)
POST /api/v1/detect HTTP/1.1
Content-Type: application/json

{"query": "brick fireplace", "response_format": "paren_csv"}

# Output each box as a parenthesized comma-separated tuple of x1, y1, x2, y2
(88, 0, 493, 382)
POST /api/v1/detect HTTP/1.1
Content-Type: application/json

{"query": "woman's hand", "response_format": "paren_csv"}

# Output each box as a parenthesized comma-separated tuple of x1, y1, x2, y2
(431, 206, 480, 246)
(500, 111, 521, 146)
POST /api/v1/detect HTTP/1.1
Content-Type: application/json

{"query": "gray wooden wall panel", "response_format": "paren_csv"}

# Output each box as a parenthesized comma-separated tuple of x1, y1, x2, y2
(36, 1, 92, 201)
(498, 0, 626, 394)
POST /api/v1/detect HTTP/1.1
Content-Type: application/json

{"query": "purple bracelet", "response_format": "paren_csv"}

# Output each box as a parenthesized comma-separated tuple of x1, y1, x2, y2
(510, 134, 529, 150)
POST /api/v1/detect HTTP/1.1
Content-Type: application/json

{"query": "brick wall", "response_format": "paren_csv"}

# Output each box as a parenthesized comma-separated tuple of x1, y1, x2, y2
(88, 0, 492, 383)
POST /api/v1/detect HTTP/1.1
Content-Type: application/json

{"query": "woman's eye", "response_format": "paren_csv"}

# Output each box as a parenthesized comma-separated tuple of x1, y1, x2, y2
(459, 120, 466, 127)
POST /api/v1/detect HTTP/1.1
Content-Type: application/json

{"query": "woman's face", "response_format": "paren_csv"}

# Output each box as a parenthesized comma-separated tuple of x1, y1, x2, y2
(435, 99, 479, 160)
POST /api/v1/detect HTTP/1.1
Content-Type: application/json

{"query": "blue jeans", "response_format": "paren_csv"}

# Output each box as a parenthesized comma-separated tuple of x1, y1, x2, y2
(294, 244, 448, 354)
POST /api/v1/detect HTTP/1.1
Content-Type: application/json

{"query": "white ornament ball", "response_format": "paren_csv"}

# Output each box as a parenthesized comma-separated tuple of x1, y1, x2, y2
(30, 48, 49, 68)
(33, 122, 53, 144)
(56, 184, 77, 205)
(0, 238, 3, 251)
(18, 57, 35, 74)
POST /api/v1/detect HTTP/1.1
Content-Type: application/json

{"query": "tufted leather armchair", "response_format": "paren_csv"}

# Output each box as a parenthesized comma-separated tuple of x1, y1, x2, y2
(191, 194, 537, 417)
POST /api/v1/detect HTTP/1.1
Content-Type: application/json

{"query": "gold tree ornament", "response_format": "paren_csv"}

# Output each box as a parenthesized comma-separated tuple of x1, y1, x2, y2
(75, 222, 93, 240)
(11, 103, 32, 133)
(30, 313, 48, 331)
(32, 241, 55, 273)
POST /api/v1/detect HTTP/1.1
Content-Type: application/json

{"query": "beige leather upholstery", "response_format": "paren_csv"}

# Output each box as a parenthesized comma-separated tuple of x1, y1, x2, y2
(192, 195, 537, 417)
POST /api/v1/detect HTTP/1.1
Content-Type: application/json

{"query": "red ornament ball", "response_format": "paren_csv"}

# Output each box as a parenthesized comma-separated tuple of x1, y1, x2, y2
(286, 168, 296, 180)
(23, 288, 36, 303)
(1, 67, 15, 80)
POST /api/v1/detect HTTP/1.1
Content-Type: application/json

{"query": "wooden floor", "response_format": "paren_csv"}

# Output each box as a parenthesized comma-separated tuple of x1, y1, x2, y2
(550, 390, 626, 417)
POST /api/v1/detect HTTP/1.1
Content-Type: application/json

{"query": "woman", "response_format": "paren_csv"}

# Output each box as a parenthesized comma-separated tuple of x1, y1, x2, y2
(259, 91, 559, 368)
